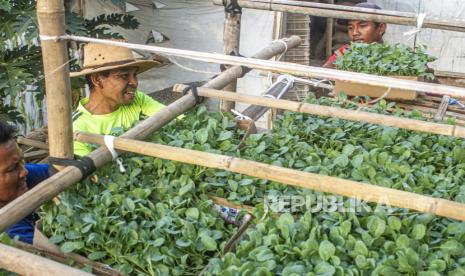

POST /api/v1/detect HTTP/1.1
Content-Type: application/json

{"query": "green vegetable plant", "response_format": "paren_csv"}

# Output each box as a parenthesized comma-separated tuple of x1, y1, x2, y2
(334, 42, 436, 79)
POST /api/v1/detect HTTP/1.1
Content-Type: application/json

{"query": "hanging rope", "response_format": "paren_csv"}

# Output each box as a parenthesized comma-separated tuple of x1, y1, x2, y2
(104, 135, 126, 173)
(403, 13, 426, 48)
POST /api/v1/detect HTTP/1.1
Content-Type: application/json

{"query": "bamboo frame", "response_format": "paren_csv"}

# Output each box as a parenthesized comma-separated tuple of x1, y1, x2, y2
(74, 132, 465, 222)
(212, 0, 465, 33)
(172, 85, 465, 139)
(37, 0, 74, 161)
(325, 0, 334, 60)
(0, 243, 92, 276)
(221, 2, 242, 112)
(0, 37, 299, 233)
(64, 35, 465, 99)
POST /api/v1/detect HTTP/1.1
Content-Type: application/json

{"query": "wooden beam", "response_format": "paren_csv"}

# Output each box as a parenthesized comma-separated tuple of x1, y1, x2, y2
(212, 0, 465, 33)
(17, 137, 49, 150)
(172, 85, 465, 139)
(74, 131, 465, 222)
(37, 0, 74, 161)
(325, 0, 334, 60)
(221, 1, 242, 112)
(0, 243, 91, 276)
(0, 37, 300, 233)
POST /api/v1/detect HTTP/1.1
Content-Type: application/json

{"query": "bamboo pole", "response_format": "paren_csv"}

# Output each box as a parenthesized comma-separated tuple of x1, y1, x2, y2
(14, 240, 120, 276)
(17, 137, 49, 150)
(64, 35, 465, 99)
(172, 85, 465, 139)
(212, 0, 465, 33)
(37, 0, 74, 161)
(325, 0, 334, 60)
(221, 1, 242, 112)
(0, 243, 91, 276)
(75, 132, 465, 222)
(0, 37, 300, 233)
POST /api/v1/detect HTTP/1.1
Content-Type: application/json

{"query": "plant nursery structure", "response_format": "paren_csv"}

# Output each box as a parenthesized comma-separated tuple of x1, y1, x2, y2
(3, 0, 465, 274)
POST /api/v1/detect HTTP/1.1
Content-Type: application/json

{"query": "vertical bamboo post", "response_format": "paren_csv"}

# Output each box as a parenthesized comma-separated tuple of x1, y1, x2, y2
(37, 0, 74, 161)
(325, 0, 334, 60)
(220, 0, 242, 112)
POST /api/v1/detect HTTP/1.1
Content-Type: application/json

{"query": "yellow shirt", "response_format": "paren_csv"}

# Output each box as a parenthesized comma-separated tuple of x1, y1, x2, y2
(72, 91, 165, 156)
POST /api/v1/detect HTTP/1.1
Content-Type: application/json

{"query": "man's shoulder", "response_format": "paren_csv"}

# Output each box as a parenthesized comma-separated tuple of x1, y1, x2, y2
(25, 163, 49, 188)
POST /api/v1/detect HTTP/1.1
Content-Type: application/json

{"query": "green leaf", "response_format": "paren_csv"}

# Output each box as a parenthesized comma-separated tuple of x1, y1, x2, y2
(200, 235, 217, 251)
(334, 154, 349, 167)
(88, 251, 107, 261)
(342, 144, 355, 156)
(440, 240, 464, 255)
(319, 240, 336, 261)
(179, 182, 194, 196)
(152, 238, 165, 247)
(367, 216, 386, 237)
(185, 207, 199, 220)
(195, 128, 209, 144)
(354, 240, 368, 257)
(282, 264, 306, 276)
(314, 262, 335, 275)
(388, 216, 402, 232)
(411, 224, 426, 240)
(218, 131, 233, 141)
(176, 238, 192, 248)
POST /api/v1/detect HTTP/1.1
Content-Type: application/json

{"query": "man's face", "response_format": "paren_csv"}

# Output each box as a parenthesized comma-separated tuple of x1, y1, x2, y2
(99, 67, 139, 106)
(348, 20, 386, 44)
(0, 139, 28, 208)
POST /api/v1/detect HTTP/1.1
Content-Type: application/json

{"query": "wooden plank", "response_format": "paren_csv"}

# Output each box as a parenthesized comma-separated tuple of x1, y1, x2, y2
(0, 243, 91, 276)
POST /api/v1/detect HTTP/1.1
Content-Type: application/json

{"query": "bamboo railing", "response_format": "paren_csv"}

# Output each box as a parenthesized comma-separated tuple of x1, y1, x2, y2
(61, 36, 465, 99)
(74, 131, 465, 222)
(212, 0, 465, 33)
(172, 84, 465, 139)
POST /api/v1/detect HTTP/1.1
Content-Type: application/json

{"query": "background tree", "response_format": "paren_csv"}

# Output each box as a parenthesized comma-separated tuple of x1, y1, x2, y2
(0, 0, 138, 133)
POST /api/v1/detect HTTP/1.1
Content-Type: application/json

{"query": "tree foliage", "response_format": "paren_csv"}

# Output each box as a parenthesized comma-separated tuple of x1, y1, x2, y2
(0, 0, 138, 129)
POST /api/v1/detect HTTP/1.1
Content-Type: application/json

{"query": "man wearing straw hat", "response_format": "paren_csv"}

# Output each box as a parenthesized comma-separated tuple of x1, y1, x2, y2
(324, 2, 387, 68)
(71, 41, 168, 156)
(0, 122, 49, 244)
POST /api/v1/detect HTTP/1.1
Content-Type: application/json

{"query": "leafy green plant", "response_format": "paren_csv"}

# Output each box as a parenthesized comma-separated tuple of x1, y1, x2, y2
(334, 42, 436, 79)
(41, 100, 465, 275)
(41, 107, 245, 275)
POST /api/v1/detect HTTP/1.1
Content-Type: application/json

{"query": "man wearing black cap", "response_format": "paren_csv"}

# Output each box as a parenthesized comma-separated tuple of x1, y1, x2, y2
(324, 2, 387, 68)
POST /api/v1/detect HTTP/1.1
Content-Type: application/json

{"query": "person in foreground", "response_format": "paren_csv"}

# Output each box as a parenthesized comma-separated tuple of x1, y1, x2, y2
(324, 2, 387, 68)
(71, 41, 168, 156)
(0, 122, 49, 244)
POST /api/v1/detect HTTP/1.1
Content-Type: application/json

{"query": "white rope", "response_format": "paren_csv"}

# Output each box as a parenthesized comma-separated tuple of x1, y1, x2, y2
(403, 13, 426, 42)
(167, 56, 219, 75)
(103, 135, 126, 173)
(231, 109, 253, 121)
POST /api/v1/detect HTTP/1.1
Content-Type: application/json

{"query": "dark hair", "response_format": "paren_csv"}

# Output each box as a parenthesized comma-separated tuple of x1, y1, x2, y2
(0, 122, 16, 144)
(85, 70, 111, 90)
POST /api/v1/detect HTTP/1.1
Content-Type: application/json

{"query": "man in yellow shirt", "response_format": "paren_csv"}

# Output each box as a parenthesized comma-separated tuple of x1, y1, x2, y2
(71, 41, 167, 156)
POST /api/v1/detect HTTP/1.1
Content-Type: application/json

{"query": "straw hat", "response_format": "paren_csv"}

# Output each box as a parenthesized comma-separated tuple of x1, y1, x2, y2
(70, 41, 165, 77)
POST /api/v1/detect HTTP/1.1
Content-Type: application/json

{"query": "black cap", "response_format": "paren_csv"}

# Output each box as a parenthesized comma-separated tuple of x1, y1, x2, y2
(337, 2, 383, 25)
